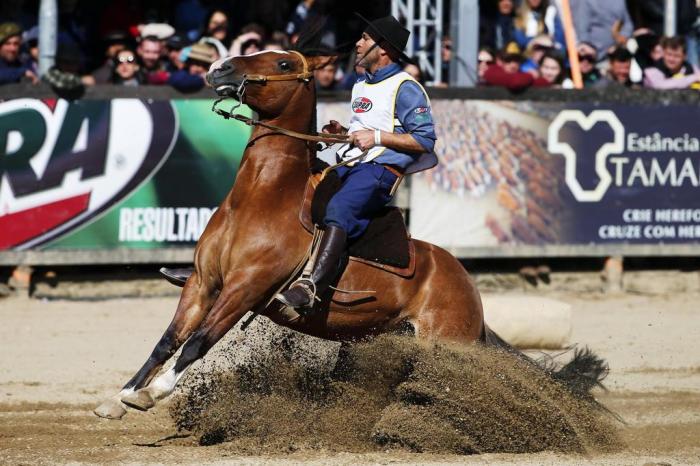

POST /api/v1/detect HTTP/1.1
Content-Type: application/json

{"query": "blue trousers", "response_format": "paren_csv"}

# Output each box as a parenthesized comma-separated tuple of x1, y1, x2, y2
(324, 163, 398, 240)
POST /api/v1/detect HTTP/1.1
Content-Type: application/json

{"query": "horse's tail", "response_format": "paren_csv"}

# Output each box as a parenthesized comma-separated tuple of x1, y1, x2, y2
(483, 325, 609, 404)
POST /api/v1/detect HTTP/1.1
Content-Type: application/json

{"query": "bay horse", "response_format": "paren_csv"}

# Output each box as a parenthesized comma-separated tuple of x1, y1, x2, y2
(94, 47, 606, 420)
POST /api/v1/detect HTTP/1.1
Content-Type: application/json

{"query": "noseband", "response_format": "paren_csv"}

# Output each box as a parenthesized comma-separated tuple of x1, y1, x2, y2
(212, 50, 349, 147)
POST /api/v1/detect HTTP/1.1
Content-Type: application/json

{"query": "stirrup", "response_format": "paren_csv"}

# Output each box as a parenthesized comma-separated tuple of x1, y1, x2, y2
(275, 278, 317, 309)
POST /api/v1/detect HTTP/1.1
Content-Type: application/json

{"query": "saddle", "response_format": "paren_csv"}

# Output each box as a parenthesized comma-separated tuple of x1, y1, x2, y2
(299, 163, 415, 278)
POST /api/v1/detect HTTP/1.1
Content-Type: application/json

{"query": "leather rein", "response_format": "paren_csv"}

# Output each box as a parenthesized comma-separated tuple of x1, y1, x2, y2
(211, 50, 350, 147)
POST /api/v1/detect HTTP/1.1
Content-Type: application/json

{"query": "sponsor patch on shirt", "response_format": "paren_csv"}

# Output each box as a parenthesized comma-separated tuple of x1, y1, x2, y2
(414, 106, 429, 114)
(352, 97, 373, 113)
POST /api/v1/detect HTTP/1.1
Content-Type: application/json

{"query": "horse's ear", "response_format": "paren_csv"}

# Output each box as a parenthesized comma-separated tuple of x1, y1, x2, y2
(308, 55, 338, 71)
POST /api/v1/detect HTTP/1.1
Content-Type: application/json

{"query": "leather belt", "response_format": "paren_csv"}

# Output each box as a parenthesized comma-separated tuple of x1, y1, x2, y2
(382, 164, 405, 178)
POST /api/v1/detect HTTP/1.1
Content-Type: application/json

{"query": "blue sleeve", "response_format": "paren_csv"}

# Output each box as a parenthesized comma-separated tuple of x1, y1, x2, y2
(395, 80, 436, 153)
(513, 28, 530, 49)
(167, 70, 205, 92)
(0, 65, 27, 85)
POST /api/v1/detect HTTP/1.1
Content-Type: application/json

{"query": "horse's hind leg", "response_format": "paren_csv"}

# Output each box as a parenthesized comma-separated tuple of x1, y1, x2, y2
(121, 279, 256, 411)
(94, 274, 217, 419)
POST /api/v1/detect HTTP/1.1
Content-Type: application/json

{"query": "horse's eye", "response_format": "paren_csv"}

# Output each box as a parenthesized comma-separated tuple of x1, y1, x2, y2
(279, 61, 291, 71)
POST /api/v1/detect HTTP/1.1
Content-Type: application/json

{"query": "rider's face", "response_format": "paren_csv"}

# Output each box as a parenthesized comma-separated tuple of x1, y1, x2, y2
(355, 32, 378, 67)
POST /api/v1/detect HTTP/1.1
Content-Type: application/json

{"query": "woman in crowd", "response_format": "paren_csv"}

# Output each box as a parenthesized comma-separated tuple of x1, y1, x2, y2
(537, 50, 571, 88)
(480, 0, 516, 50)
(520, 34, 554, 73)
(110, 48, 142, 86)
(198, 9, 230, 58)
(477, 46, 496, 83)
(513, 0, 564, 50)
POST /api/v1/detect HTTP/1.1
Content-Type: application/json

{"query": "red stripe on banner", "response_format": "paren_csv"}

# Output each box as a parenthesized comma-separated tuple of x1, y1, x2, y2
(0, 192, 91, 249)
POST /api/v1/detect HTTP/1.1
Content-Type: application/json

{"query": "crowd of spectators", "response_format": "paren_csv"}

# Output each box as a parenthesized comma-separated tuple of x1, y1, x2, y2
(478, 0, 700, 90)
(1, 0, 700, 93)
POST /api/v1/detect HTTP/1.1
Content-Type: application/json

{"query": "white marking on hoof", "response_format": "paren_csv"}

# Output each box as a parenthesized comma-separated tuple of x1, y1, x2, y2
(150, 366, 189, 400)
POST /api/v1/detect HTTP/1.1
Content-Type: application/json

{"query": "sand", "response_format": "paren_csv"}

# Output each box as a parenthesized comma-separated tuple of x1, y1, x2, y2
(1, 273, 700, 465)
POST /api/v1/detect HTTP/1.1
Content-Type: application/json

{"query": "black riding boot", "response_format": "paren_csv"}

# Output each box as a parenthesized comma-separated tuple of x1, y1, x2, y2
(275, 225, 347, 310)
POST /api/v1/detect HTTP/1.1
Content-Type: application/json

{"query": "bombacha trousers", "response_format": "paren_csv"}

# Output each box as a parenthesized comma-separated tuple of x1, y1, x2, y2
(324, 163, 399, 240)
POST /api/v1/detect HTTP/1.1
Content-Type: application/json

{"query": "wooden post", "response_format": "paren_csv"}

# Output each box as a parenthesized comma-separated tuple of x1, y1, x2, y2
(558, 0, 583, 89)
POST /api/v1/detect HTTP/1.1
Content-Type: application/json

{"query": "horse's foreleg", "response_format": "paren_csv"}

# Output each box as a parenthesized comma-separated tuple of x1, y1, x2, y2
(121, 281, 256, 412)
(94, 275, 216, 419)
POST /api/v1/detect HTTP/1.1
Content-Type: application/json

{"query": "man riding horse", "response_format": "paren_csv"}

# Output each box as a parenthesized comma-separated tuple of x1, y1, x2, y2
(275, 14, 437, 310)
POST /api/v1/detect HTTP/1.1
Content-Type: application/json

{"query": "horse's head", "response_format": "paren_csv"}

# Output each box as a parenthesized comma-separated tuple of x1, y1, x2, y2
(207, 50, 336, 118)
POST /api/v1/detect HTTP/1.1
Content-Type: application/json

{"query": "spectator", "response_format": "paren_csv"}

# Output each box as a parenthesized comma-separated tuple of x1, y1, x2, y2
(0, 22, 37, 85)
(577, 42, 602, 87)
(627, 0, 698, 38)
(42, 42, 88, 94)
(482, 44, 549, 91)
(572, 0, 633, 55)
(440, 35, 453, 85)
(202, 9, 231, 45)
(537, 50, 571, 88)
(173, 0, 208, 41)
(520, 34, 554, 73)
(315, 60, 339, 90)
(628, 29, 662, 82)
(596, 46, 639, 88)
(480, 0, 516, 50)
(111, 48, 143, 86)
(137, 35, 165, 74)
(263, 40, 285, 51)
(165, 33, 188, 72)
(90, 30, 131, 85)
(403, 61, 424, 84)
(477, 47, 496, 83)
(229, 25, 265, 57)
(168, 42, 216, 92)
(513, 0, 564, 50)
(21, 25, 39, 75)
(644, 36, 700, 89)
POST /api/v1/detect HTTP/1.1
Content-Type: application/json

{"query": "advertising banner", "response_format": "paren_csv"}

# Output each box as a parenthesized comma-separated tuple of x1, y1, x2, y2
(0, 98, 251, 256)
(410, 100, 700, 255)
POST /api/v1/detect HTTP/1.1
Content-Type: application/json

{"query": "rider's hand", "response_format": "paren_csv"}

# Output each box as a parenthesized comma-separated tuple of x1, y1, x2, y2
(349, 129, 377, 151)
(322, 120, 345, 134)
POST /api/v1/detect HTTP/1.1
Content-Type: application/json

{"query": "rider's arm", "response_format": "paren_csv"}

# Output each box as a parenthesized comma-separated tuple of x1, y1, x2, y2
(381, 80, 436, 154)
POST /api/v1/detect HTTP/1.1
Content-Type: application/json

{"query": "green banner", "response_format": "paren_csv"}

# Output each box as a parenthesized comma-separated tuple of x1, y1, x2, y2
(0, 98, 251, 251)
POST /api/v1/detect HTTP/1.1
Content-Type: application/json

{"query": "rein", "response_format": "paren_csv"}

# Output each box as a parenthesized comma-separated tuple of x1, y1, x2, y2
(211, 49, 351, 147)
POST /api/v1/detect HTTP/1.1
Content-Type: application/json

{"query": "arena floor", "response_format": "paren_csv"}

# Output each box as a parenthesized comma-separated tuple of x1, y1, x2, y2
(1, 272, 700, 465)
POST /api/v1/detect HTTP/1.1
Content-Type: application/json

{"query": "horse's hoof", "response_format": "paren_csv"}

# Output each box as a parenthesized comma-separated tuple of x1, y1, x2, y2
(94, 398, 127, 419)
(121, 389, 155, 411)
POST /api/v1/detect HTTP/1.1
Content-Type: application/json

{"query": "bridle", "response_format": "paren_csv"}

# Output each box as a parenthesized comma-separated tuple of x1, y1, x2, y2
(211, 50, 350, 147)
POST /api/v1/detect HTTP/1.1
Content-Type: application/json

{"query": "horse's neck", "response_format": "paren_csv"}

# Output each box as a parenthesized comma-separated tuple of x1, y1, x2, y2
(236, 96, 315, 198)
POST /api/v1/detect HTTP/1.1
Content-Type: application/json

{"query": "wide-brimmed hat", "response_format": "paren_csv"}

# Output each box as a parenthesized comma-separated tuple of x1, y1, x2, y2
(187, 42, 217, 64)
(355, 13, 412, 63)
(0, 22, 22, 45)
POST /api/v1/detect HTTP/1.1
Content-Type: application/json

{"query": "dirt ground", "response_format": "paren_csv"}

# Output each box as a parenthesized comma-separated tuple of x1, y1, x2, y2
(1, 271, 700, 465)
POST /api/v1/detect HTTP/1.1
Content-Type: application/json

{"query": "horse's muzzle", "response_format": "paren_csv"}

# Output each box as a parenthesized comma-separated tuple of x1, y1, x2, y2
(206, 60, 241, 97)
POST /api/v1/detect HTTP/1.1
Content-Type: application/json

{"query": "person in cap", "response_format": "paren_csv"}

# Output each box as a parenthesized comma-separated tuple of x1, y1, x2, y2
(0, 22, 37, 85)
(275, 14, 438, 311)
(167, 41, 217, 92)
(165, 33, 189, 71)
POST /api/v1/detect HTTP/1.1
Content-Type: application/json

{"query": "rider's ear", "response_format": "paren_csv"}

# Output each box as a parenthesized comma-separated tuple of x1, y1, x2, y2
(308, 55, 337, 70)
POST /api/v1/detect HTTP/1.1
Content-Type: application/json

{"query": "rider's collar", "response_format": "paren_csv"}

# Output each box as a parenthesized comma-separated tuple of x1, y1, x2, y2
(364, 62, 401, 84)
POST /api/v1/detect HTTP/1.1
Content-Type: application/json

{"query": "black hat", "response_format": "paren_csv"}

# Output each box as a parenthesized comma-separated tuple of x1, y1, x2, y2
(355, 13, 412, 63)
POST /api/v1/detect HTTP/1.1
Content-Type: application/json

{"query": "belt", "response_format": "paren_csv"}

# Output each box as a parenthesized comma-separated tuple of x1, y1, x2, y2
(382, 164, 405, 178)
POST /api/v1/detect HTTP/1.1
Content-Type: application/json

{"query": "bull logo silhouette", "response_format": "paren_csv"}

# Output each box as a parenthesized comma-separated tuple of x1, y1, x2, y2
(547, 110, 625, 202)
